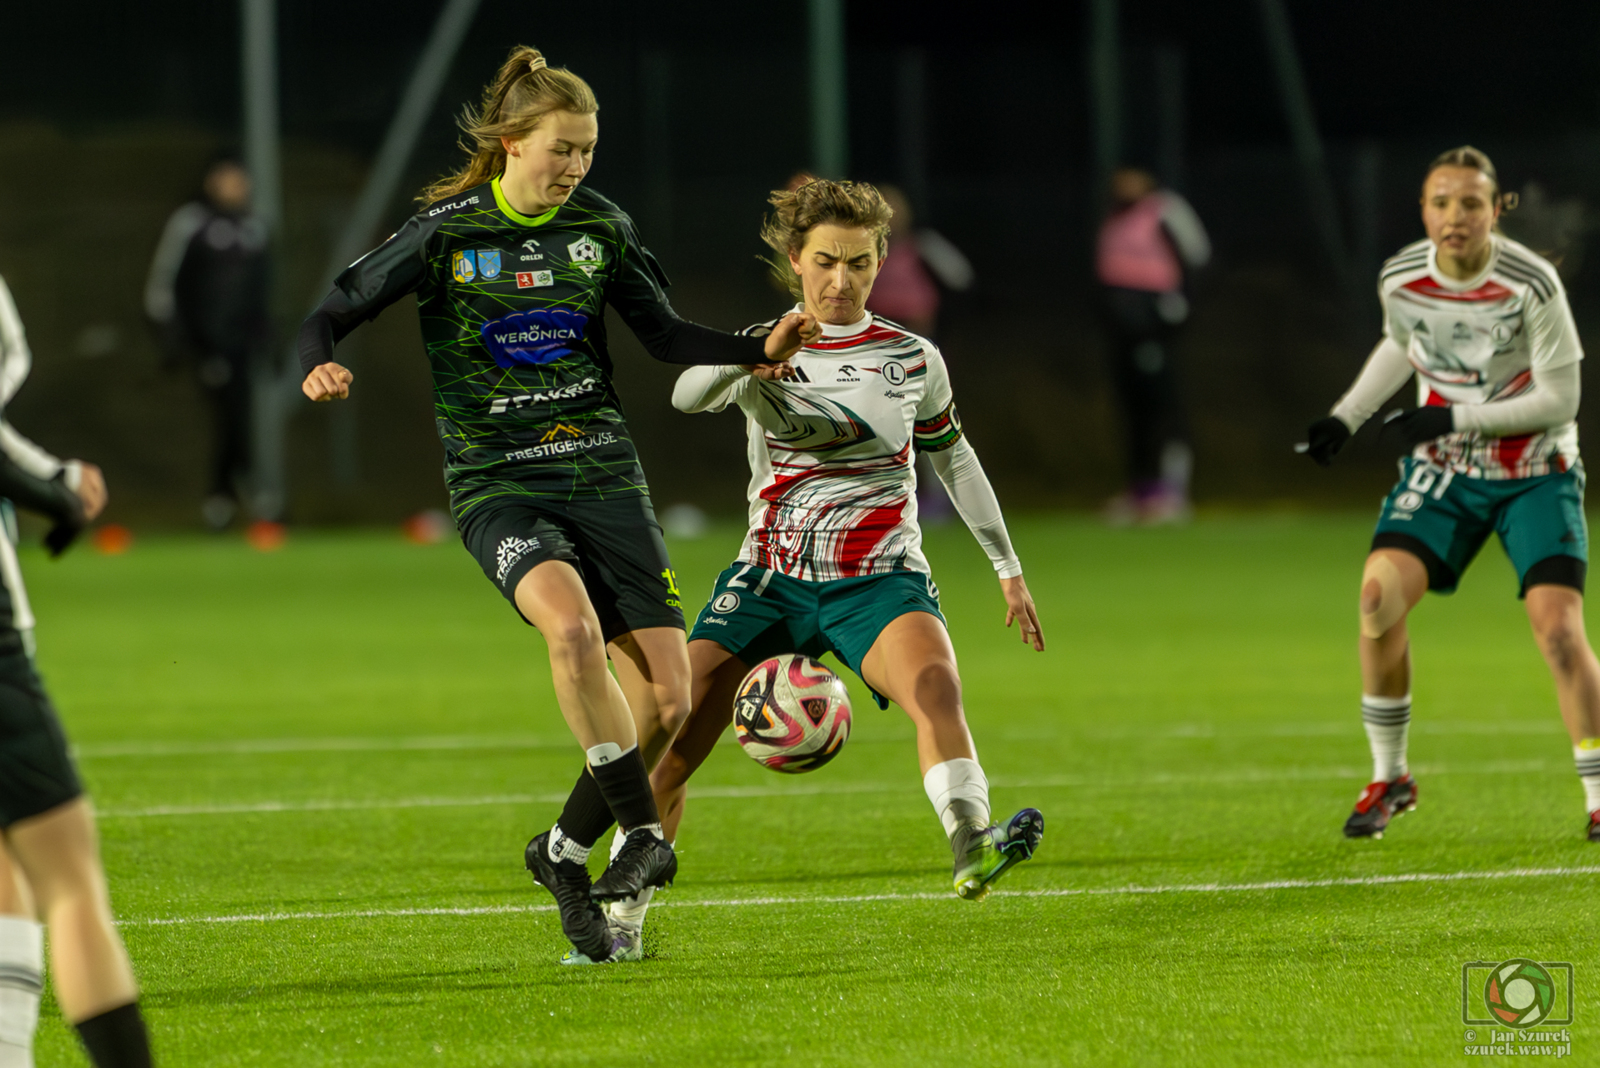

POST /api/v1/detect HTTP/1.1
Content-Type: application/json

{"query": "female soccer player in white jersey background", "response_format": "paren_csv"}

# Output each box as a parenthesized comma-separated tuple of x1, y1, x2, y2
(590, 180, 1046, 955)
(1303, 146, 1600, 841)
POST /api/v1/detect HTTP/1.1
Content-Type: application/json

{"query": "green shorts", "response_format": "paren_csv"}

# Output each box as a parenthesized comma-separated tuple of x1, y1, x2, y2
(688, 565, 945, 709)
(1372, 456, 1588, 596)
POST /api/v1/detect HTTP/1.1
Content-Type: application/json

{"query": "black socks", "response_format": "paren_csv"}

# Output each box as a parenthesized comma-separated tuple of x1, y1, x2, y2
(555, 764, 614, 847)
(589, 745, 661, 832)
(75, 1002, 152, 1068)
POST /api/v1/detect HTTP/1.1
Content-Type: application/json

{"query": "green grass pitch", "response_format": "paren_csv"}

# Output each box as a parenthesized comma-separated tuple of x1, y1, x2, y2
(18, 515, 1599, 1065)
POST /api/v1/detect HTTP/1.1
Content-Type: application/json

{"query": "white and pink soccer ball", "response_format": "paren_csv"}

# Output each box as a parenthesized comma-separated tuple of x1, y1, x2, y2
(733, 654, 852, 773)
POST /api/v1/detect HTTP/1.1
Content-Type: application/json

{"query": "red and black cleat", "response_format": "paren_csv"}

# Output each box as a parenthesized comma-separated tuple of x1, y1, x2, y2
(1342, 775, 1418, 839)
(1586, 810, 1600, 843)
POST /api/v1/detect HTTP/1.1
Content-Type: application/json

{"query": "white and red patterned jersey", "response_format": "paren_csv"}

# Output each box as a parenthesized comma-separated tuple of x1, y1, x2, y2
(703, 311, 963, 581)
(1378, 235, 1582, 478)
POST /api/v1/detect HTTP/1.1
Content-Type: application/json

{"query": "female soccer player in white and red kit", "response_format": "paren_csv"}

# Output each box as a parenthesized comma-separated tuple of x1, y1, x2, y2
(1304, 146, 1600, 841)
(593, 180, 1047, 951)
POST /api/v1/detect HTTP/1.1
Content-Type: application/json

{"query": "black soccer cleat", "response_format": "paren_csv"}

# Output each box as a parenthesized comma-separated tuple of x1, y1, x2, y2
(525, 832, 613, 961)
(590, 828, 677, 902)
(1342, 775, 1418, 839)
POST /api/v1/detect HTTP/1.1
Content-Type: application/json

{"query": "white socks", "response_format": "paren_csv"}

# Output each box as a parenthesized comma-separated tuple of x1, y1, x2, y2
(923, 758, 991, 837)
(1361, 694, 1411, 783)
(1576, 740, 1600, 813)
(0, 917, 41, 1068)
(604, 828, 656, 929)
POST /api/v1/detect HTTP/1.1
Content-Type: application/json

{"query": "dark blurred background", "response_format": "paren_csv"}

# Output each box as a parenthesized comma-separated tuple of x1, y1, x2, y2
(2, 0, 1598, 526)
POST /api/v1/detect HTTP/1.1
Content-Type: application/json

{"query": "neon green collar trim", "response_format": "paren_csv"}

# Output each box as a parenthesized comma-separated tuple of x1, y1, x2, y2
(492, 177, 561, 227)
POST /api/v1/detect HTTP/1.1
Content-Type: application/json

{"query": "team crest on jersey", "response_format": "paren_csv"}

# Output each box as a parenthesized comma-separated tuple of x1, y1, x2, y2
(882, 361, 907, 385)
(477, 250, 501, 280)
(567, 235, 604, 277)
(452, 249, 476, 283)
(480, 309, 589, 368)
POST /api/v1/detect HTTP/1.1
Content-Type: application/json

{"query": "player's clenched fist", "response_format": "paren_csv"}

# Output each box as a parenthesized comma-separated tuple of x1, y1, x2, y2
(302, 362, 354, 401)
(762, 311, 820, 363)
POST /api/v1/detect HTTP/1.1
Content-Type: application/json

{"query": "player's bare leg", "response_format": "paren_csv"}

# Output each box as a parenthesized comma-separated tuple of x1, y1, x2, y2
(516, 561, 637, 751)
(0, 843, 39, 1066)
(652, 640, 748, 842)
(862, 611, 1041, 900)
(515, 561, 670, 964)
(1523, 584, 1600, 837)
(4, 800, 152, 1065)
(607, 640, 745, 935)
(607, 628, 693, 770)
(1347, 549, 1429, 838)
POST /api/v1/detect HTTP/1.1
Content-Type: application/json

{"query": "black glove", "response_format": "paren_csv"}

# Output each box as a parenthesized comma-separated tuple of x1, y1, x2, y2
(44, 516, 85, 558)
(1302, 416, 1351, 466)
(1383, 406, 1454, 447)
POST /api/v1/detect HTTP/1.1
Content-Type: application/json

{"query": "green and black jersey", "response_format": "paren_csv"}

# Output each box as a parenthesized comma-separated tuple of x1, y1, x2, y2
(299, 179, 766, 516)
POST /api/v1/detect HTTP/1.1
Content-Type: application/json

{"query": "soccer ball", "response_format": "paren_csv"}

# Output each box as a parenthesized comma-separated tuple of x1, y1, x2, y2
(732, 654, 852, 773)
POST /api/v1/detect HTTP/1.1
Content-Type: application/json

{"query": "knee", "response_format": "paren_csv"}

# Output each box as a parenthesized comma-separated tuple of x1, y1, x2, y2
(655, 690, 693, 738)
(1360, 556, 1413, 640)
(1534, 614, 1589, 677)
(909, 660, 963, 718)
(544, 615, 606, 677)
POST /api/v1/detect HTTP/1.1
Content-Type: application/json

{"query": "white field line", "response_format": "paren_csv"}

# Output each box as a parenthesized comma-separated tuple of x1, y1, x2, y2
(123, 865, 1600, 928)
(93, 759, 1551, 819)
(73, 720, 1565, 760)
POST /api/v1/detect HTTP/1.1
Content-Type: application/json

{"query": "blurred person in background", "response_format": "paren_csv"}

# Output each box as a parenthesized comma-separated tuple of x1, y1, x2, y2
(1095, 166, 1210, 525)
(1302, 146, 1600, 844)
(865, 186, 974, 522)
(0, 276, 152, 1067)
(144, 153, 270, 531)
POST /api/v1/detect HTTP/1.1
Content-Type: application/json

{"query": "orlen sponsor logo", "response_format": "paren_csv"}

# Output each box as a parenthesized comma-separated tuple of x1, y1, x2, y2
(488, 378, 599, 415)
(479, 309, 589, 368)
(504, 427, 619, 462)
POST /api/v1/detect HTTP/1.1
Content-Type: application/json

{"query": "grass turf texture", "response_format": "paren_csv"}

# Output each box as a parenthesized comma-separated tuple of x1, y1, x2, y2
(18, 515, 1599, 1066)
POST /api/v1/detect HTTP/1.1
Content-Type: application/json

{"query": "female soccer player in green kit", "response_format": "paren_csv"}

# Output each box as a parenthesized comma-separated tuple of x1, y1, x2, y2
(1304, 146, 1600, 841)
(298, 45, 814, 964)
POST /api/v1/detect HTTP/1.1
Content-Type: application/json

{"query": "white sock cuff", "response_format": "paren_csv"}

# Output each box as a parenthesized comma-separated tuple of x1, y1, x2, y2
(924, 758, 990, 835)
(0, 919, 40, 969)
(1360, 694, 1411, 710)
(586, 742, 633, 767)
(0, 917, 41, 1054)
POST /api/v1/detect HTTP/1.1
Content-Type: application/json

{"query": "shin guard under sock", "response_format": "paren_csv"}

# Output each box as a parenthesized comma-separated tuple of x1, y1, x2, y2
(589, 745, 661, 833)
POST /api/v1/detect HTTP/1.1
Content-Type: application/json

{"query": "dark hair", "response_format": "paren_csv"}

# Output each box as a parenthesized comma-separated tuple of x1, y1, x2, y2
(419, 45, 598, 204)
(760, 178, 894, 298)
(1424, 145, 1517, 209)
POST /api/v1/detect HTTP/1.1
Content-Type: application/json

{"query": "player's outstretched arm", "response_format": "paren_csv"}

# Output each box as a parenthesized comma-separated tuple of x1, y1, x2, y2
(1000, 574, 1045, 652)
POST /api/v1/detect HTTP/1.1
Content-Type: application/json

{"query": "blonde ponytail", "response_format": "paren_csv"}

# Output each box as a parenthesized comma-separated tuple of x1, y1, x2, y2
(418, 45, 598, 205)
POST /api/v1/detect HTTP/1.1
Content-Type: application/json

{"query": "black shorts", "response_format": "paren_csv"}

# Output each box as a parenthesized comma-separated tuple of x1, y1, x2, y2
(459, 494, 686, 642)
(0, 651, 82, 827)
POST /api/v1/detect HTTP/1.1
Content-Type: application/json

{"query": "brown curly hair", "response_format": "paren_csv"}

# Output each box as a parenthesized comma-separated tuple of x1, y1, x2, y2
(760, 178, 894, 298)
(418, 45, 598, 205)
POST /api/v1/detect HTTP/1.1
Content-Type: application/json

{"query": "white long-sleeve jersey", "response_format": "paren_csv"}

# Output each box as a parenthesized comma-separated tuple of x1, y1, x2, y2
(673, 311, 1021, 583)
(1332, 235, 1582, 479)
(0, 276, 77, 633)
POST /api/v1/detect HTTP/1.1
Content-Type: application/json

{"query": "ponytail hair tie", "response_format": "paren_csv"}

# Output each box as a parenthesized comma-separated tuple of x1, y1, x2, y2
(528, 56, 547, 75)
